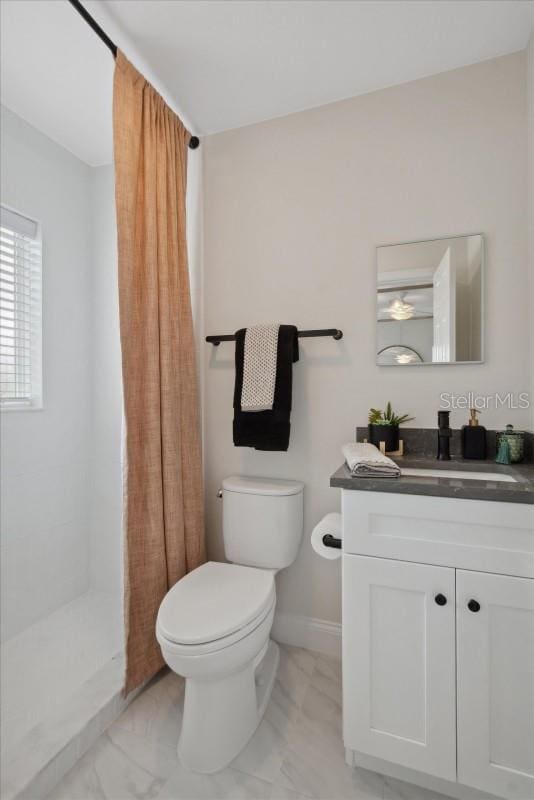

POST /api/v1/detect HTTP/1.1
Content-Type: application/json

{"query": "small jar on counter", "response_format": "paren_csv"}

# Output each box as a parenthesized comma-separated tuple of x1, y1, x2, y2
(496, 424, 524, 463)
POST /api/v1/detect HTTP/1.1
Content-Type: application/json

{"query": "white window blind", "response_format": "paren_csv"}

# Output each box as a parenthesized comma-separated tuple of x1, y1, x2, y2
(0, 206, 42, 408)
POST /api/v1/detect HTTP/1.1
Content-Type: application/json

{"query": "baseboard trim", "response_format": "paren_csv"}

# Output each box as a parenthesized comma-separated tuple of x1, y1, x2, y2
(272, 611, 341, 660)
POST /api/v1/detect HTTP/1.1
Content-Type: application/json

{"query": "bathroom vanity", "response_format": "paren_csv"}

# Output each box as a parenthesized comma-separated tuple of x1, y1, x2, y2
(331, 459, 534, 800)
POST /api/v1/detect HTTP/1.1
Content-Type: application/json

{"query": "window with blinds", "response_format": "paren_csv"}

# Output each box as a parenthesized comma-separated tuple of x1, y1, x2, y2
(0, 206, 42, 408)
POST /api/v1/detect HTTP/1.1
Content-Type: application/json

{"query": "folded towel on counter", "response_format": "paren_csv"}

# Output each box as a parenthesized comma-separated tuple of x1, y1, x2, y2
(241, 324, 280, 412)
(233, 325, 299, 451)
(342, 442, 401, 478)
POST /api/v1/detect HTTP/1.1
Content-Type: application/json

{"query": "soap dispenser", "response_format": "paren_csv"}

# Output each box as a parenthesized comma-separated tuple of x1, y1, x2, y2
(461, 409, 487, 460)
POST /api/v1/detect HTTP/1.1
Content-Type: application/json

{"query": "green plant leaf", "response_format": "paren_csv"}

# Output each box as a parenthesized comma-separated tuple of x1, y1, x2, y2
(368, 407, 384, 424)
(369, 403, 414, 428)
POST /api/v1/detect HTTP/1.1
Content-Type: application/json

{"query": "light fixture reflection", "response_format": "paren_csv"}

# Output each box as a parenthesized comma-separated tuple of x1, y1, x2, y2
(388, 297, 414, 320)
(395, 353, 417, 365)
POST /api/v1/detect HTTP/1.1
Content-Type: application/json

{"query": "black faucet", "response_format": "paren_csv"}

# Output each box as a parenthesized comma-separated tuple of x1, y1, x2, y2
(437, 410, 452, 460)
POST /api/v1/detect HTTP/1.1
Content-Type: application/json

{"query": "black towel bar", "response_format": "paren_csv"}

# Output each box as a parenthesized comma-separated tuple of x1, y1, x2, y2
(206, 328, 343, 346)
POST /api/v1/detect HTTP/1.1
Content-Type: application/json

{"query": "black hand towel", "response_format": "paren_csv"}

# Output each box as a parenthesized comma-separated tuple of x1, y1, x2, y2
(233, 325, 299, 451)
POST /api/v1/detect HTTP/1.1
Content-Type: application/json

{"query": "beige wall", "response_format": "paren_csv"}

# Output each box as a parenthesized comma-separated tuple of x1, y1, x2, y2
(202, 53, 529, 625)
(528, 35, 534, 430)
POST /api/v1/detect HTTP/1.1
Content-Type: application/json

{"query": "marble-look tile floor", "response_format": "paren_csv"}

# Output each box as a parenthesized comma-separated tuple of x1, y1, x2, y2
(47, 645, 455, 800)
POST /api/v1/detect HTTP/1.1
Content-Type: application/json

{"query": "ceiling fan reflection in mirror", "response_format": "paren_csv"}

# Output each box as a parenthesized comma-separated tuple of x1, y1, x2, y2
(377, 345, 424, 366)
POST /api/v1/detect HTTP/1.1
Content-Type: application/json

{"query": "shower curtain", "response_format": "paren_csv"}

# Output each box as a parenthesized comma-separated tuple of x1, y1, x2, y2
(113, 51, 205, 693)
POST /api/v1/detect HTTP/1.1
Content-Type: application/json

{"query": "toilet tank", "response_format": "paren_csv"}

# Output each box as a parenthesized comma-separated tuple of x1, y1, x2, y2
(222, 476, 304, 569)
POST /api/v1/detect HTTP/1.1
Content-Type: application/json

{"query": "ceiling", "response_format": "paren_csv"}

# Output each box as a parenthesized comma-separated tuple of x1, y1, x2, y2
(1, 0, 534, 166)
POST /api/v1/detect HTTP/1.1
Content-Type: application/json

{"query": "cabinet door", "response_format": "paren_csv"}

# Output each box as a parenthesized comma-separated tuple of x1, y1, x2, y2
(343, 555, 456, 781)
(457, 570, 534, 800)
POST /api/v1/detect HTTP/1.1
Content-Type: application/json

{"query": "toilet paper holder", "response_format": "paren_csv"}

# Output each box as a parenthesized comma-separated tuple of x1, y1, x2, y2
(322, 534, 342, 549)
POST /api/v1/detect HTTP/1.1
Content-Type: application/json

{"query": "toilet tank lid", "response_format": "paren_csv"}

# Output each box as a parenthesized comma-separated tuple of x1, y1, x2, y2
(222, 475, 304, 496)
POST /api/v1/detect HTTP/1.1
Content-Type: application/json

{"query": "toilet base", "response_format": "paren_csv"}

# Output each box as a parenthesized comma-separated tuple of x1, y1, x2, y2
(177, 639, 279, 774)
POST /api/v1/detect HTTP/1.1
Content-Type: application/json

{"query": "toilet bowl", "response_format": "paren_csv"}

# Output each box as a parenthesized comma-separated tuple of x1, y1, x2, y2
(156, 562, 277, 773)
(156, 476, 304, 773)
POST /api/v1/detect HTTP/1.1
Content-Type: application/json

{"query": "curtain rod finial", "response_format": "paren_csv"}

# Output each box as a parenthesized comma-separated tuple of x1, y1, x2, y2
(189, 136, 200, 150)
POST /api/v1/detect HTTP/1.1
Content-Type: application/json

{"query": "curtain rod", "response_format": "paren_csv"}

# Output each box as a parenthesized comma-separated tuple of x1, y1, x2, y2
(67, 0, 200, 150)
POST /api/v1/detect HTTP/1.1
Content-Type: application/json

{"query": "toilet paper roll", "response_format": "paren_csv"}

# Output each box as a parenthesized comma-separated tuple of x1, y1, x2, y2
(311, 512, 342, 560)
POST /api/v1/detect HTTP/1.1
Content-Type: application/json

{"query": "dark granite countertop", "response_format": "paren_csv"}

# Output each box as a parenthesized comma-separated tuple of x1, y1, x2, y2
(330, 456, 534, 504)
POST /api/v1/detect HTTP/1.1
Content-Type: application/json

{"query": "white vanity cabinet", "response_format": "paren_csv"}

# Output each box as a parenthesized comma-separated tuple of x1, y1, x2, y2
(341, 490, 534, 800)
(456, 570, 534, 800)
(343, 556, 457, 781)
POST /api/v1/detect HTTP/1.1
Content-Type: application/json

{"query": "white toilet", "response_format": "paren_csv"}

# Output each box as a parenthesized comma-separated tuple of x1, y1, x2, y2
(156, 475, 304, 773)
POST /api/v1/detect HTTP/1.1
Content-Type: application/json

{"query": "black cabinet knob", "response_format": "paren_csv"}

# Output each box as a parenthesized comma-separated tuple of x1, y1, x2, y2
(467, 599, 481, 613)
(434, 594, 447, 606)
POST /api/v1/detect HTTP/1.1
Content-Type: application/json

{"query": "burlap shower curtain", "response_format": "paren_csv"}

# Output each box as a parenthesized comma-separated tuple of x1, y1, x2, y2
(113, 51, 205, 694)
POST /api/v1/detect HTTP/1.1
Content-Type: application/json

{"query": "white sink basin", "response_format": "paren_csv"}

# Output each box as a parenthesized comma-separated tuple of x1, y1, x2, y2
(400, 467, 517, 483)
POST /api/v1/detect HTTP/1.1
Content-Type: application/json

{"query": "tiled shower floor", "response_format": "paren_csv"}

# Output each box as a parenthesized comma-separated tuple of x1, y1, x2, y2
(47, 645, 457, 800)
(1, 590, 123, 759)
(1, 590, 124, 799)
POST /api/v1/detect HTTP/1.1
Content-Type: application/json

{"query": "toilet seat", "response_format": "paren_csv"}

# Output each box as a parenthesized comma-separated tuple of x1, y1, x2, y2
(157, 561, 275, 653)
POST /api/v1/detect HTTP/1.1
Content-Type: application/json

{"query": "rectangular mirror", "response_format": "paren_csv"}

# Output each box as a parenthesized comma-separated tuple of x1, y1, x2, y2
(376, 234, 484, 366)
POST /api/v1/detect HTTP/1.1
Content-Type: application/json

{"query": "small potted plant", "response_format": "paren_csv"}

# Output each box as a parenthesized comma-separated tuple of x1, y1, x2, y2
(368, 402, 414, 453)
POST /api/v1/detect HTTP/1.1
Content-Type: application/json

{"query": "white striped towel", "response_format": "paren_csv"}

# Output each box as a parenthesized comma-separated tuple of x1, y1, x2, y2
(342, 442, 400, 478)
